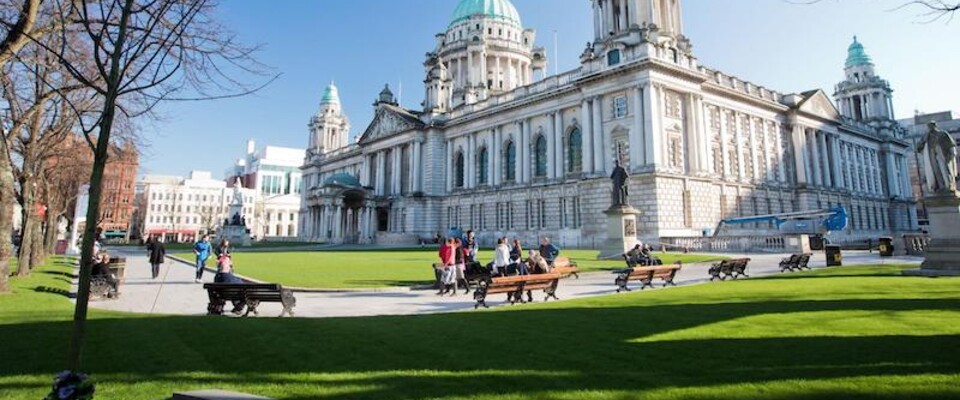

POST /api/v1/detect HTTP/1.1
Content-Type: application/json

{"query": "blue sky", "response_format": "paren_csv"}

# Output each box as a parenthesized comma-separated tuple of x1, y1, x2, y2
(140, 0, 959, 177)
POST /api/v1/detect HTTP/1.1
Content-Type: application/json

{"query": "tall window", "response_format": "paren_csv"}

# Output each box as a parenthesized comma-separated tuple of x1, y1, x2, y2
(534, 135, 548, 177)
(478, 147, 489, 185)
(614, 96, 628, 118)
(455, 151, 465, 188)
(567, 128, 582, 173)
(504, 141, 516, 182)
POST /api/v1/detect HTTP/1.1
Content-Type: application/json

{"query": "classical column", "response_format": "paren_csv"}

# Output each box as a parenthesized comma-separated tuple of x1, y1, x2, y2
(592, 95, 604, 174)
(581, 99, 594, 174)
(818, 131, 831, 187)
(830, 134, 843, 189)
(493, 127, 502, 186)
(618, 0, 628, 30)
(554, 111, 565, 178)
(467, 50, 474, 86)
(791, 125, 808, 185)
(480, 52, 487, 88)
(516, 121, 526, 183)
(630, 86, 644, 170)
(333, 205, 342, 240)
(719, 110, 730, 178)
(746, 117, 757, 181)
(872, 150, 883, 195)
(376, 152, 386, 195)
(884, 151, 897, 198)
(523, 120, 532, 182)
(852, 146, 863, 193)
(593, 0, 602, 40)
(446, 141, 453, 191)
(643, 84, 662, 168)
(899, 155, 912, 198)
(605, 0, 615, 35)
(548, 113, 557, 180)
(415, 141, 423, 192)
(807, 130, 822, 187)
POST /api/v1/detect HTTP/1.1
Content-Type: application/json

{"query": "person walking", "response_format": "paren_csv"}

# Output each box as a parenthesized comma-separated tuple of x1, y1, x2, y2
(146, 237, 166, 279)
(215, 239, 232, 259)
(193, 235, 212, 283)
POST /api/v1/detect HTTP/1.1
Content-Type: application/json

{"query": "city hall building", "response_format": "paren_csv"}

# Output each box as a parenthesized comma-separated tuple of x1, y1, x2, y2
(299, 0, 918, 247)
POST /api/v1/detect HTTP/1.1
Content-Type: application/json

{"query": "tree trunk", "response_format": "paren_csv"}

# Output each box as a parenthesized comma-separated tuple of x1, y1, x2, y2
(30, 214, 45, 267)
(16, 175, 38, 276)
(44, 210, 60, 254)
(0, 150, 14, 291)
(69, 0, 135, 372)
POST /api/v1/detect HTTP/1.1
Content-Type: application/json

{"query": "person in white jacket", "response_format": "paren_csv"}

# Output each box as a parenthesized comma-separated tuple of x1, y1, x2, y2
(493, 237, 511, 276)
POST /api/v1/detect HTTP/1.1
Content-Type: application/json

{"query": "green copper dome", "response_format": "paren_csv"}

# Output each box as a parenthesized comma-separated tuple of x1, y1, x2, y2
(320, 82, 340, 105)
(845, 36, 873, 68)
(450, 0, 522, 27)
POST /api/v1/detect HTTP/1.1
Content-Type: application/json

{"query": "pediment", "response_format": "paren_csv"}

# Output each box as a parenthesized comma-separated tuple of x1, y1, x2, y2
(358, 106, 423, 144)
(798, 90, 841, 121)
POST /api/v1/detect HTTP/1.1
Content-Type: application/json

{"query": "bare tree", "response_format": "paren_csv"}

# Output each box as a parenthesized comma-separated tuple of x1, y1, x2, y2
(794, 0, 959, 22)
(38, 0, 269, 371)
(0, 0, 46, 292)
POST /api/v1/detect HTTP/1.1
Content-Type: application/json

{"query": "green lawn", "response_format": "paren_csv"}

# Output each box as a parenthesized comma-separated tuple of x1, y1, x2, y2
(173, 249, 727, 289)
(118, 241, 320, 252)
(1, 259, 958, 399)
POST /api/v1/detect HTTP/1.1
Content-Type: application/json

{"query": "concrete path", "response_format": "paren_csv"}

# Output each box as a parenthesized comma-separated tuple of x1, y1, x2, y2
(88, 247, 922, 318)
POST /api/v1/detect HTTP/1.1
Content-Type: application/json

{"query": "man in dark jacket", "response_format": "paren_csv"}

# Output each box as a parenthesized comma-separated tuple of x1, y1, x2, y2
(146, 237, 166, 279)
(539, 237, 560, 266)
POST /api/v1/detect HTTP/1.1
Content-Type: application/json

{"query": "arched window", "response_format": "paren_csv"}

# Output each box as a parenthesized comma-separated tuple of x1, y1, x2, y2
(567, 127, 583, 173)
(455, 151, 465, 188)
(504, 141, 516, 182)
(478, 147, 489, 185)
(534, 135, 548, 177)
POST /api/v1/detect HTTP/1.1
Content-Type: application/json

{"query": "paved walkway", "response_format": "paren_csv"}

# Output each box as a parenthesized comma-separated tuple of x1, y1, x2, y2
(88, 247, 922, 318)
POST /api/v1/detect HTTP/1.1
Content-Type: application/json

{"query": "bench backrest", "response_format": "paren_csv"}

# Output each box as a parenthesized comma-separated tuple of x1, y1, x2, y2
(204, 283, 282, 292)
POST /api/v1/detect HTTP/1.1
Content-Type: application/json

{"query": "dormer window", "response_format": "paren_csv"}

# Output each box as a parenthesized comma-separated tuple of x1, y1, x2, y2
(607, 50, 621, 66)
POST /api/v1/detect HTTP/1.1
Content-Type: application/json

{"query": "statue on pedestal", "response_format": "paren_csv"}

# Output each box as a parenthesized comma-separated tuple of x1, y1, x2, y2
(917, 121, 959, 195)
(610, 159, 630, 208)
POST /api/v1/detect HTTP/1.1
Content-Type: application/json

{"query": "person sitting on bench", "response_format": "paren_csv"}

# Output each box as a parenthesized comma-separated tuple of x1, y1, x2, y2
(91, 250, 119, 297)
(214, 254, 245, 315)
(626, 244, 648, 267)
(526, 249, 552, 274)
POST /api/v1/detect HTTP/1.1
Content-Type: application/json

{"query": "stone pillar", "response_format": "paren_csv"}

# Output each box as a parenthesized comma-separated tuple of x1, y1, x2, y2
(830, 134, 843, 189)
(546, 113, 560, 179)
(884, 151, 897, 198)
(899, 155, 912, 198)
(494, 127, 502, 186)
(719, 110, 730, 178)
(524, 119, 533, 182)
(376, 152, 386, 195)
(593, 0, 602, 39)
(618, 0, 627, 30)
(808, 130, 822, 187)
(391, 148, 401, 194)
(592, 95, 604, 174)
(446, 141, 453, 192)
(467, 50, 474, 86)
(818, 131, 831, 187)
(581, 99, 594, 174)
(873, 150, 883, 195)
(773, 124, 787, 183)
(554, 111, 565, 178)
(643, 84, 662, 168)
(630, 86, 644, 170)
(333, 205, 342, 240)
(791, 125, 808, 185)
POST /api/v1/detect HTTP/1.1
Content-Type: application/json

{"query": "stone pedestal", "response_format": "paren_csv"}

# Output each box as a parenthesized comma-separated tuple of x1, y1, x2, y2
(905, 194, 960, 277)
(599, 205, 642, 259)
(221, 225, 252, 247)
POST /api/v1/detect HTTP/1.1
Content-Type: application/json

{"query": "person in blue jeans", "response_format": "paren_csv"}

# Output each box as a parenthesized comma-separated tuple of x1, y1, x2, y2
(193, 235, 212, 283)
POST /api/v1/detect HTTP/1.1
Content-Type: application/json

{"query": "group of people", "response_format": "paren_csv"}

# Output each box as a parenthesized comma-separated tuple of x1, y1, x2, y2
(192, 235, 241, 285)
(434, 231, 562, 295)
(625, 243, 661, 267)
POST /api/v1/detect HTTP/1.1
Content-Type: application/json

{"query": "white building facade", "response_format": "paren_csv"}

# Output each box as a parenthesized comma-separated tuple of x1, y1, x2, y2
(300, 0, 918, 247)
(140, 171, 256, 243)
(226, 140, 305, 239)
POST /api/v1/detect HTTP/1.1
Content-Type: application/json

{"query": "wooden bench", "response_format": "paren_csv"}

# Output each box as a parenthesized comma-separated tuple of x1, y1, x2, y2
(614, 263, 682, 292)
(779, 253, 812, 272)
(551, 256, 580, 279)
(473, 273, 562, 309)
(203, 283, 296, 317)
(708, 258, 751, 281)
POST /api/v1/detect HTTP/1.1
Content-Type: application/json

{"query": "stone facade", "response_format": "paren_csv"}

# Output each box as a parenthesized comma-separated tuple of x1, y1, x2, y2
(300, 0, 918, 247)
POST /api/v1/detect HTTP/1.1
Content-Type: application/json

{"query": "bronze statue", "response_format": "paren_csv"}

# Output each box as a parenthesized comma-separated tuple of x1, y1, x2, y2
(917, 121, 959, 195)
(610, 159, 630, 207)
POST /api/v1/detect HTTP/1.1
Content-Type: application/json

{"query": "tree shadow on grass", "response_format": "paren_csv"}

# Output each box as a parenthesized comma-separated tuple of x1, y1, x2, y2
(1, 298, 959, 399)
(32, 286, 75, 299)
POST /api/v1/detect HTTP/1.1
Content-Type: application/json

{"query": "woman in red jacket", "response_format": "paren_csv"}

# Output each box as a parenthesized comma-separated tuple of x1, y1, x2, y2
(437, 238, 456, 295)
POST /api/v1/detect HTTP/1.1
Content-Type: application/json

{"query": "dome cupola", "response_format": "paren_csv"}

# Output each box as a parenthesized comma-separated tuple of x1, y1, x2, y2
(845, 36, 873, 68)
(450, 0, 522, 28)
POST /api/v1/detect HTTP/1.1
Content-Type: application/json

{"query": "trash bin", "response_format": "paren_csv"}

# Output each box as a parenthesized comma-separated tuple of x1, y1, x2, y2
(878, 237, 894, 257)
(825, 245, 843, 267)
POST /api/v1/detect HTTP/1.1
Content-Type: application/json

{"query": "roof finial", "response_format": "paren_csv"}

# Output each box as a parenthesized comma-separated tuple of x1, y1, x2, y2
(853, 35, 858, 43)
